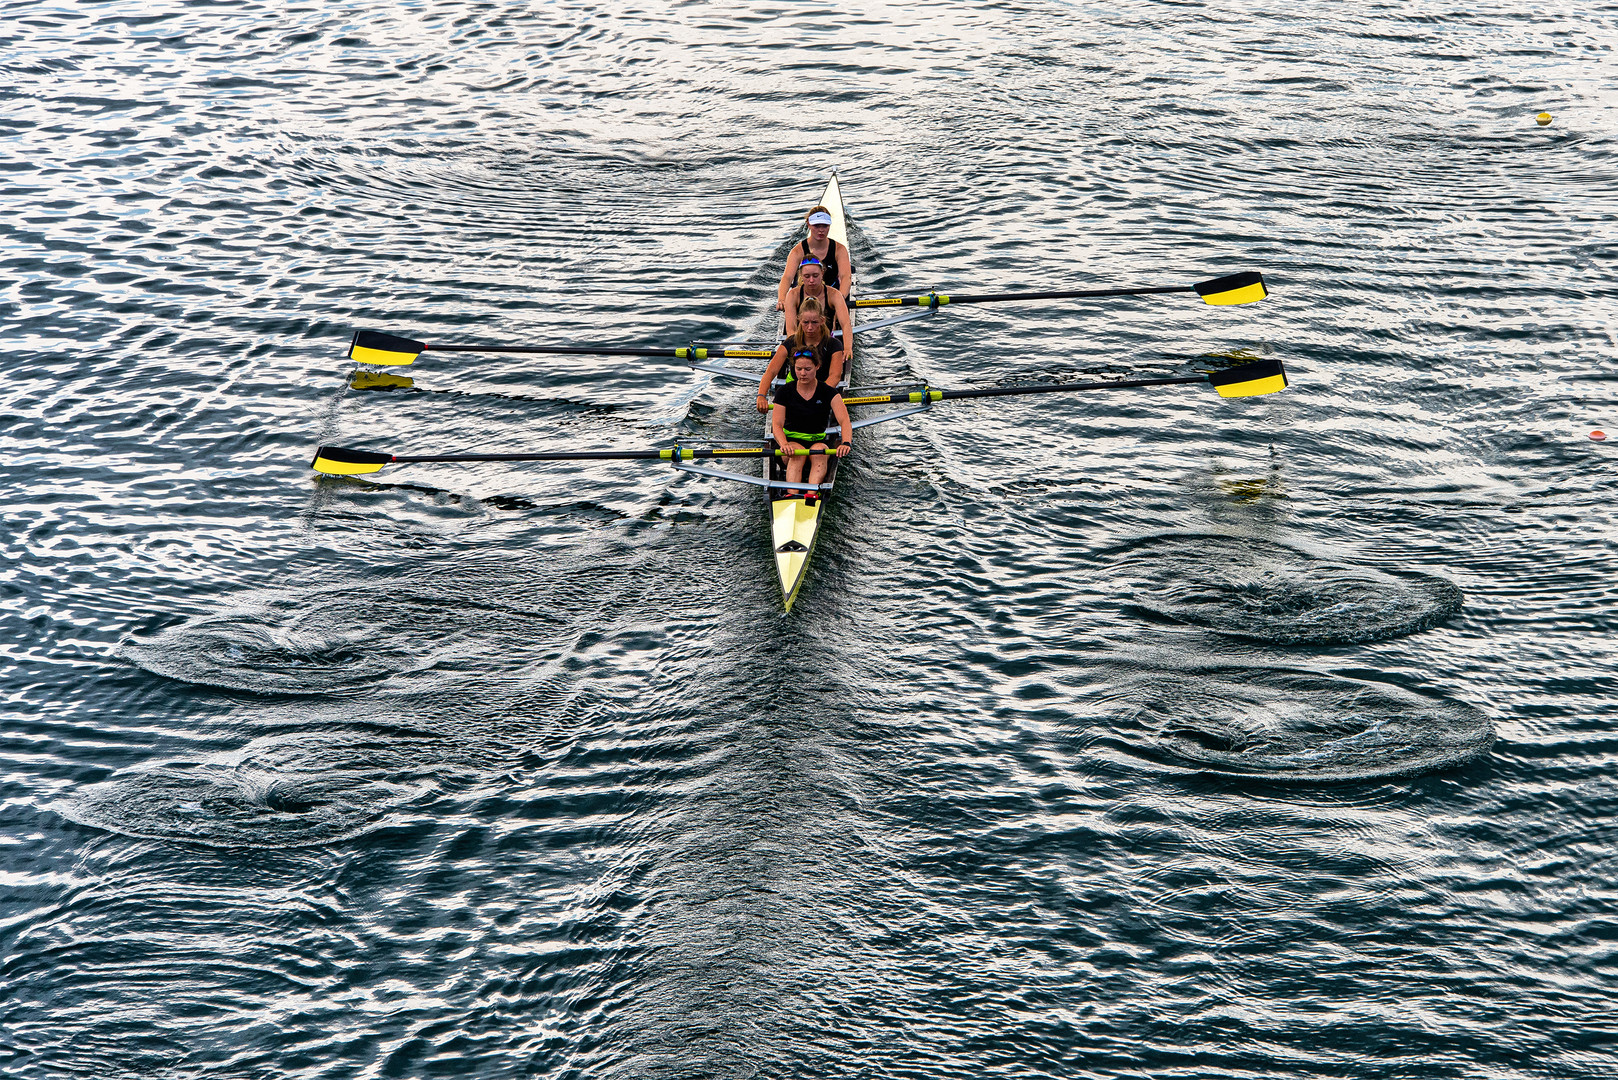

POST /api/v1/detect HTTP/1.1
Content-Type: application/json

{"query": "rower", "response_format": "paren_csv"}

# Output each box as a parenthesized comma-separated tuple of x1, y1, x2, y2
(777, 204, 852, 309)
(756, 296, 844, 413)
(782, 256, 853, 364)
(771, 350, 853, 501)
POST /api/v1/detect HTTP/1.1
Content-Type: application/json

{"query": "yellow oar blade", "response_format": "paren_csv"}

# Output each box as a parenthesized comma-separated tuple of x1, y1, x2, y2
(349, 330, 426, 366)
(311, 446, 393, 475)
(1195, 271, 1267, 306)
(1209, 357, 1287, 398)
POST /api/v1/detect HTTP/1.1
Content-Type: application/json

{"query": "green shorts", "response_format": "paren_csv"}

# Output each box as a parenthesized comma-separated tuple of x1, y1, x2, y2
(783, 430, 828, 443)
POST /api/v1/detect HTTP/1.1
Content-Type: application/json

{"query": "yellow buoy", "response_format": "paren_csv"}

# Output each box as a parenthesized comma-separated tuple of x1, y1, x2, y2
(1536, 112, 1553, 126)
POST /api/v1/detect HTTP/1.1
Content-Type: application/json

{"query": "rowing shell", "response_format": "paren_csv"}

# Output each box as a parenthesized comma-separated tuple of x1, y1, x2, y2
(315, 184, 1284, 610)
(767, 174, 853, 611)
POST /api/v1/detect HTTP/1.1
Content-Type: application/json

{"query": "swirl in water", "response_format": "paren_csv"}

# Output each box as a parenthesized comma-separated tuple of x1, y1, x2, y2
(1111, 534, 1463, 646)
(1082, 667, 1493, 782)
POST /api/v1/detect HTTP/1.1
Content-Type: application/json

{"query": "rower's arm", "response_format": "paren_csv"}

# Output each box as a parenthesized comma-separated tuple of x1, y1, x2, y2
(831, 395, 853, 445)
(835, 245, 852, 300)
(782, 287, 800, 337)
(771, 398, 789, 445)
(832, 291, 853, 360)
(777, 252, 801, 311)
(757, 345, 787, 403)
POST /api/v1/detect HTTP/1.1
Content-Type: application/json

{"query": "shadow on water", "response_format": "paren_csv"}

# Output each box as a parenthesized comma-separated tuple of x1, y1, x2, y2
(1105, 533, 1464, 646)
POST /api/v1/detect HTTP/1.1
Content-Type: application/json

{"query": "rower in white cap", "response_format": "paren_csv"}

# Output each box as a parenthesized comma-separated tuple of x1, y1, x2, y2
(776, 203, 851, 311)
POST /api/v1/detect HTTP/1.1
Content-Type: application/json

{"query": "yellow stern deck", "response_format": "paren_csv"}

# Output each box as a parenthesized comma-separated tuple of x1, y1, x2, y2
(771, 495, 824, 611)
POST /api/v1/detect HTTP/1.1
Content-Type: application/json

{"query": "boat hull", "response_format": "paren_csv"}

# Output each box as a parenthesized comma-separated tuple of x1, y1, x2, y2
(768, 174, 851, 611)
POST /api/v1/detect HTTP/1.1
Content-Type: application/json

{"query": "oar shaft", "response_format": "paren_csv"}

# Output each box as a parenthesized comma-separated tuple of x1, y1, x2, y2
(425, 344, 775, 360)
(945, 285, 1191, 305)
(426, 344, 678, 358)
(855, 285, 1193, 308)
(939, 374, 1205, 401)
(347, 329, 780, 366)
(394, 449, 665, 463)
(842, 374, 1206, 407)
(381, 447, 837, 465)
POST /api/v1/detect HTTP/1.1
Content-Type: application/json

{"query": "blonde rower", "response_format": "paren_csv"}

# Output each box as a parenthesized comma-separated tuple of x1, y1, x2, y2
(782, 256, 853, 364)
(756, 296, 844, 413)
(776, 205, 852, 309)
(772, 350, 853, 502)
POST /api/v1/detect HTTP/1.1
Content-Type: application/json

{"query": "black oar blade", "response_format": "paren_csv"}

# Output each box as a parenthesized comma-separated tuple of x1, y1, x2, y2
(1208, 357, 1287, 398)
(311, 445, 394, 475)
(349, 330, 426, 366)
(1195, 271, 1267, 306)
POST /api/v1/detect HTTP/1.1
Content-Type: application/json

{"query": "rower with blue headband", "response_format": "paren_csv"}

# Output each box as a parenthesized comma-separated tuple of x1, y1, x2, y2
(781, 255, 853, 369)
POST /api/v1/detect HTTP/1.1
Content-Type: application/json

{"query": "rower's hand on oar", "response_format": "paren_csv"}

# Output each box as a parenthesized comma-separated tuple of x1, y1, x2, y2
(757, 393, 772, 414)
(836, 441, 852, 458)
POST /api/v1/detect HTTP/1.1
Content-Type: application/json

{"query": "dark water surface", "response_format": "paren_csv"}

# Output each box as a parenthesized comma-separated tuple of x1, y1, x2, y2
(4, 1, 1616, 1076)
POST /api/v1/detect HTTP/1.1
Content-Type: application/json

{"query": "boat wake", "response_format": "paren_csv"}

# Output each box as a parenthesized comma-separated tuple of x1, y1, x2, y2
(1083, 668, 1493, 783)
(1110, 534, 1463, 645)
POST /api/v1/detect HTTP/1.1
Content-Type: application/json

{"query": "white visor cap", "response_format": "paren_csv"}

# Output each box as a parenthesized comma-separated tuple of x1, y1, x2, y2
(806, 211, 833, 226)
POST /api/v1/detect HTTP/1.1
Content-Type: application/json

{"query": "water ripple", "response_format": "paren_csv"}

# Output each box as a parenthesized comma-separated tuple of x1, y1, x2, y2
(2, 0, 1615, 1076)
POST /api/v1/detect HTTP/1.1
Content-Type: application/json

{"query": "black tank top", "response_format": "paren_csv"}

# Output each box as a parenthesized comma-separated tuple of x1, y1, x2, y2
(789, 285, 844, 339)
(782, 332, 838, 384)
(792, 237, 843, 293)
(774, 379, 839, 436)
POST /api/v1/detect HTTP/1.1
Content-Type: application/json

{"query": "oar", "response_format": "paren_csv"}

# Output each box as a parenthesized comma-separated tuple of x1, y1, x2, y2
(312, 443, 838, 476)
(347, 330, 777, 368)
(841, 357, 1287, 407)
(854, 271, 1267, 310)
